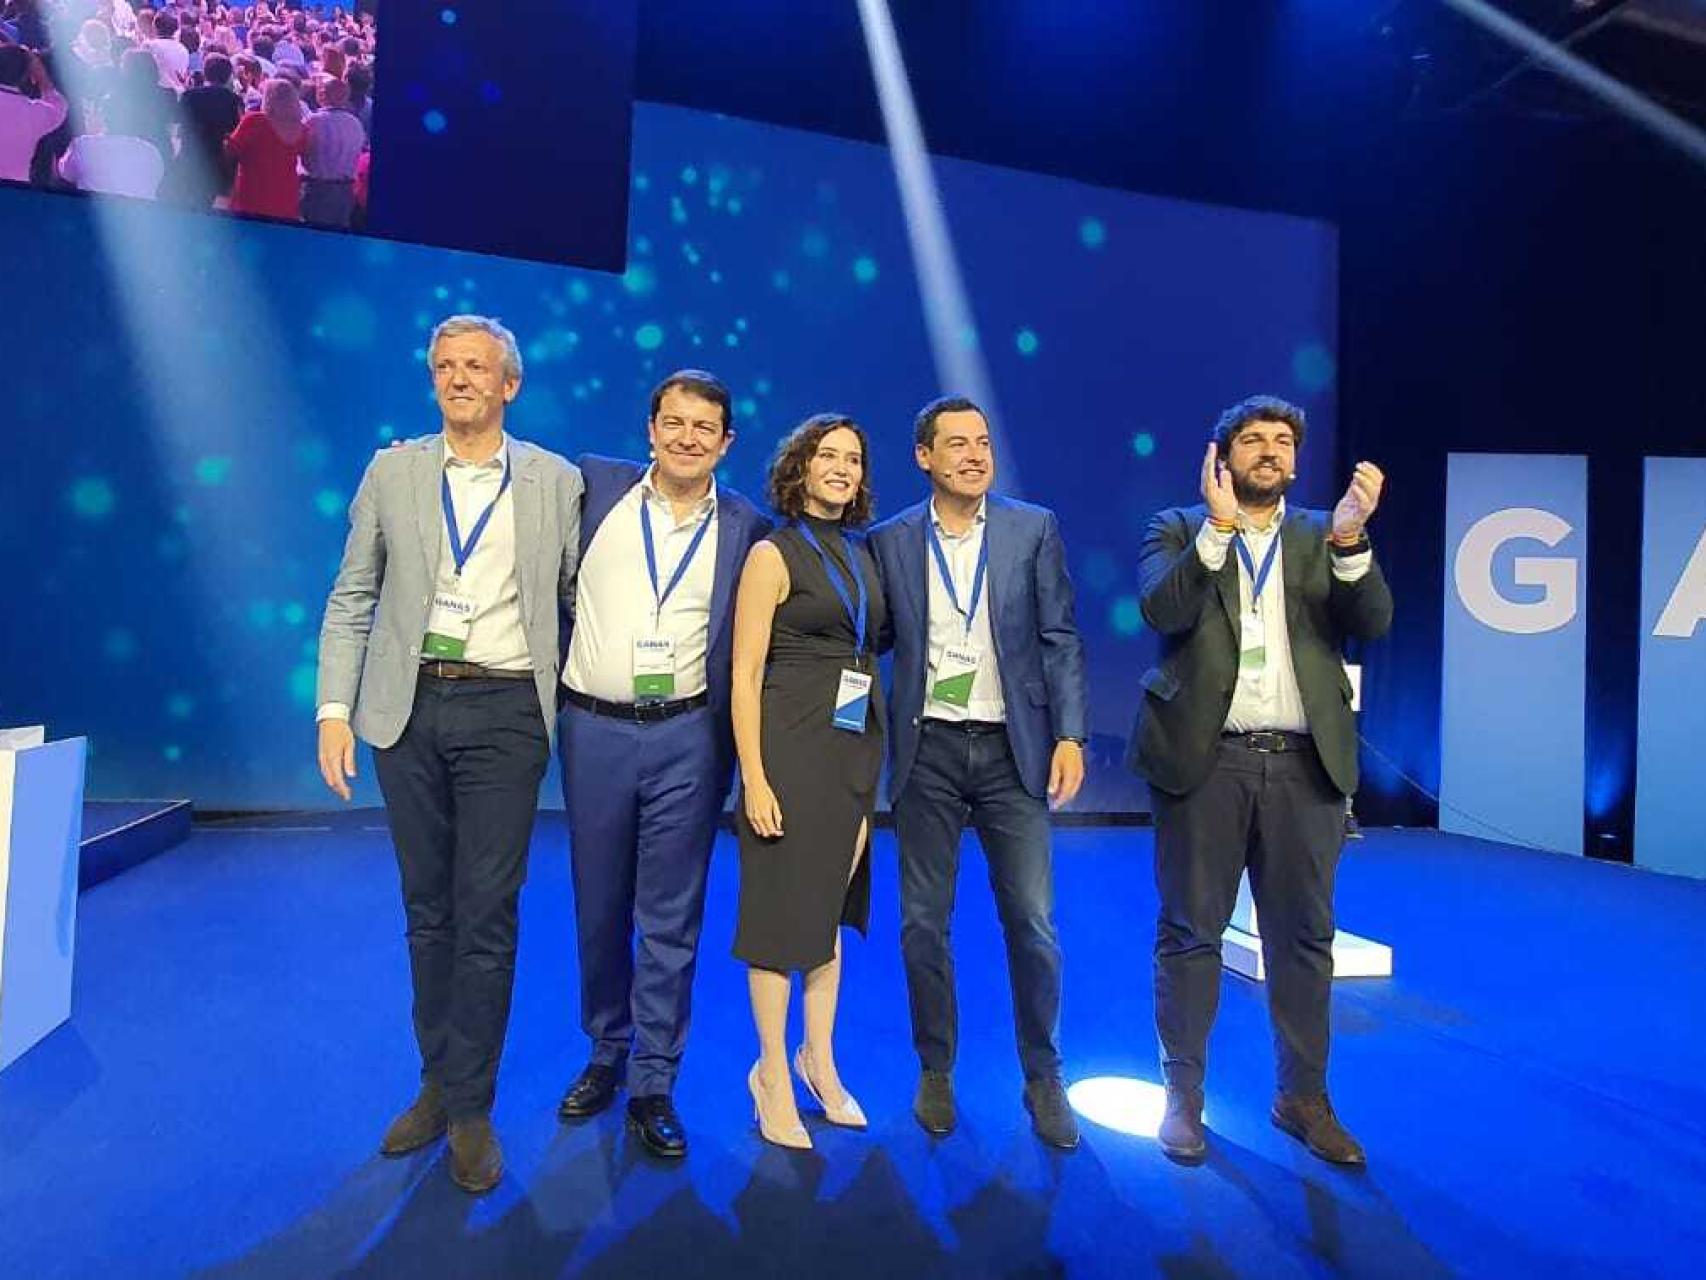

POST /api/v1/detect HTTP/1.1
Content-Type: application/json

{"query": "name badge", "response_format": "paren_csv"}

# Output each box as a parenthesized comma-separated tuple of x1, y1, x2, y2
(832, 668, 873, 733)
(931, 643, 981, 708)
(633, 635, 677, 701)
(1238, 608, 1266, 675)
(422, 589, 476, 660)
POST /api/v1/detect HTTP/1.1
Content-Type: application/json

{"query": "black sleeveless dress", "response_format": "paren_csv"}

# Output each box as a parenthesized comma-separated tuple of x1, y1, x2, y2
(733, 517, 887, 973)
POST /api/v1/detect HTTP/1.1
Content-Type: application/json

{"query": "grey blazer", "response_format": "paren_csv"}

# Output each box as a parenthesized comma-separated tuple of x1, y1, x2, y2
(316, 434, 584, 748)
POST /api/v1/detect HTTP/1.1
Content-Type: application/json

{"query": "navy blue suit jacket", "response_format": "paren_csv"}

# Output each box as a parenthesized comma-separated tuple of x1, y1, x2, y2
(870, 496, 1089, 803)
(570, 455, 771, 771)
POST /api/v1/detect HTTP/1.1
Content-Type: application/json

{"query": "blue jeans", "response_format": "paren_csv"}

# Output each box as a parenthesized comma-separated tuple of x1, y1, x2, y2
(894, 719, 1064, 1081)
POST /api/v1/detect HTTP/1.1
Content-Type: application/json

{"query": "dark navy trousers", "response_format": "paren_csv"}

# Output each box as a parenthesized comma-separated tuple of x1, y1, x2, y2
(558, 703, 729, 1099)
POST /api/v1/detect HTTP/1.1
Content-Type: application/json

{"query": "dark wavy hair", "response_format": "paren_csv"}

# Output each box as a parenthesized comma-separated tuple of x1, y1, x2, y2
(1212, 395, 1308, 455)
(766, 413, 875, 527)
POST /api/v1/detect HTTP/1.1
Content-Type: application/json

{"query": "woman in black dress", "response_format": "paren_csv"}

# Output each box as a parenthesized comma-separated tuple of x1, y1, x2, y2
(732, 414, 887, 1149)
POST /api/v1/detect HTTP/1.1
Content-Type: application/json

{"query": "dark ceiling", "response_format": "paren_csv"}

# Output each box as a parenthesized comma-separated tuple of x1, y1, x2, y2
(632, 1, 1706, 216)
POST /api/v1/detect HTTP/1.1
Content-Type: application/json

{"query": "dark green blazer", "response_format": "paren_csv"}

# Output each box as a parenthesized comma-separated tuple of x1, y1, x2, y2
(1125, 504, 1393, 798)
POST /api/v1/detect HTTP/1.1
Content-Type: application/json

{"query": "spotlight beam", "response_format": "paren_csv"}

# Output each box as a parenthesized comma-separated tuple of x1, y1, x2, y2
(1438, 0, 1706, 167)
(855, 0, 1016, 484)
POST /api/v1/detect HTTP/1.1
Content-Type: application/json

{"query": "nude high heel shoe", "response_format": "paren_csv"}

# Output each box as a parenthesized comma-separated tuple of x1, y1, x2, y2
(749, 1061, 812, 1149)
(794, 1045, 868, 1130)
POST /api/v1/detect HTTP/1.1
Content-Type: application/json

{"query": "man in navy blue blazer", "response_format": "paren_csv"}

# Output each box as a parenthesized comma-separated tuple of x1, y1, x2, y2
(869, 395, 1090, 1150)
(553, 371, 769, 1157)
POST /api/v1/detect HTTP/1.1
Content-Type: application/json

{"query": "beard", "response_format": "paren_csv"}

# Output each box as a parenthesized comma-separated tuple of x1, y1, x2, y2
(1231, 464, 1292, 506)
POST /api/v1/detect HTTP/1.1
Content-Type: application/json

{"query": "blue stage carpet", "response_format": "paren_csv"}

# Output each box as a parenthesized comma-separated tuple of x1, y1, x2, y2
(2, 819, 1703, 1278)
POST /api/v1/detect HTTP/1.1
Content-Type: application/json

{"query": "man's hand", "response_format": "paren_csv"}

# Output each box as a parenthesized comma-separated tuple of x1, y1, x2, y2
(1201, 443, 1238, 526)
(1048, 739, 1085, 810)
(1332, 462, 1384, 541)
(317, 719, 357, 801)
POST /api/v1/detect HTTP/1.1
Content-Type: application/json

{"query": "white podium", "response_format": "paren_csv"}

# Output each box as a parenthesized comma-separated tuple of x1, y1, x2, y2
(1223, 873, 1392, 981)
(0, 727, 88, 1072)
(1221, 662, 1393, 982)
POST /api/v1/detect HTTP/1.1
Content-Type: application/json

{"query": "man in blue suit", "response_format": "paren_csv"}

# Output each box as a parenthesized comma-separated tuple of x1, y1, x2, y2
(869, 395, 1089, 1150)
(554, 370, 769, 1157)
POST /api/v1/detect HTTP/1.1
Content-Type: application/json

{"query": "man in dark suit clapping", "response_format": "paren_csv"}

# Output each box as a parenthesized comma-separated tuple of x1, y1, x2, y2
(1129, 395, 1391, 1166)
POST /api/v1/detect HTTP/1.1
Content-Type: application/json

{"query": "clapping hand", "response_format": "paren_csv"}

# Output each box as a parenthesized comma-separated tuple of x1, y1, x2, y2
(1332, 462, 1384, 541)
(1200, 443, 1238, 525)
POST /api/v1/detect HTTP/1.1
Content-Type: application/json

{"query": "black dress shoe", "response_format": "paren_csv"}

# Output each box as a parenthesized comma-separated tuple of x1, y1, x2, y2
(558, 1063, 620, 1120)
(626, 1094, 688, 1158)
(914, 1070, 957, 1136)
(447, 1116, 505, 1194)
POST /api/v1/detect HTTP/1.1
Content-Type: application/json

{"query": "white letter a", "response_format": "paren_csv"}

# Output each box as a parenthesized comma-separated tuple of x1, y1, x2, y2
(1655, 528, 1706, 639)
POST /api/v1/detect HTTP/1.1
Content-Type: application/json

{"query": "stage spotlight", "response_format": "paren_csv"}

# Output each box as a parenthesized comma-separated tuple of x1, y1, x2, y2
(1441, 0, 1706, 168)
(855, 0, 1019, 486)
(1067, 1076, 1203, 1140)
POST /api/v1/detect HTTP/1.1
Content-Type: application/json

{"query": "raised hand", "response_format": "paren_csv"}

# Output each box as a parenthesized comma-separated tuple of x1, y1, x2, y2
(1200, 443, 1238, 525)
(1332, 462, 1384, 541)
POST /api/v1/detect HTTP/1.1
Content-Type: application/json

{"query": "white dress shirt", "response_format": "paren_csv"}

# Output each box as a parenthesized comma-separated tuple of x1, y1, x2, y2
(433, 435, 529, 670)
(1194, 499, 1371, 734)
(922, 497, 1007, 724)
(562, 467, 718, 702)
(318, 434, 527, 723)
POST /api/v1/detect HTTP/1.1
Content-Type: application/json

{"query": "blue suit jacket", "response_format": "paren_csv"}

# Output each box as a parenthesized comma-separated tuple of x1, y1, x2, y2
(570, 456, 771, 770)
(869, 496, 1089, 802)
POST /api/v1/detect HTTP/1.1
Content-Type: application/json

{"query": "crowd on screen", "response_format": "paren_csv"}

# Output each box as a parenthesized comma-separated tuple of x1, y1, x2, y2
(0, 2, 376, 228)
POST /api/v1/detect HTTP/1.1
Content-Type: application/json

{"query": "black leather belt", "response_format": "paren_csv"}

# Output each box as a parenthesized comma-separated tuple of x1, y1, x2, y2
(419, 660, 534, 682)
(1222, 730, 1312, 753)
(562, 687, 709, 723)
(923, 718, 1007, 735)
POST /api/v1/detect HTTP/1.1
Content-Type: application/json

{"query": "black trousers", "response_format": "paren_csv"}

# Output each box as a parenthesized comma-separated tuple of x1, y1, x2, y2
(1151, 738, 1344, 1097)
(373, 676, 549, 1119)
(894, 720, 1064, 1082)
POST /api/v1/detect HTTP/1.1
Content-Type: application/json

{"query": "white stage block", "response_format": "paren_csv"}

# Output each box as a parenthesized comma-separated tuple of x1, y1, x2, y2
(0, 728, 88, 1073)
(1222, 871, 1392, 982)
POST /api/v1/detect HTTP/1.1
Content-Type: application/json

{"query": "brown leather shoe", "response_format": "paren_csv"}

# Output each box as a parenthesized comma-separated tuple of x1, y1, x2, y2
(378, 1084, 448, 1156)
(448, 1116, 505, 1194)
(1157, 1087, 1207, 1164)
(1023, 1077, 1081, 1150)
(1271, 1093, 1367, 1166)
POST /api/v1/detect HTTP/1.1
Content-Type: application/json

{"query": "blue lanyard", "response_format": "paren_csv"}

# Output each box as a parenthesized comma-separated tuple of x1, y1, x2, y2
(795, 521, 869, 656)
(1234, 531, 1281, 607)
(925, 518, 988, 637)
(441, 455, 511, 578)
(641, 499, 714, 617)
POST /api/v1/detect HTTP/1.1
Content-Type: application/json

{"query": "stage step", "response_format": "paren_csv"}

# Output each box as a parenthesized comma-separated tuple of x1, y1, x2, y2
(80, 800, 193, 890)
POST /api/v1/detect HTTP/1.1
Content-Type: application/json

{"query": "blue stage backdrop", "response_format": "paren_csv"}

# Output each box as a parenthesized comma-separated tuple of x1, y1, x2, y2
(3, 103, 1338, 810)
(1636, 457, 1706, 879)
(1440, 454, 1588, 856)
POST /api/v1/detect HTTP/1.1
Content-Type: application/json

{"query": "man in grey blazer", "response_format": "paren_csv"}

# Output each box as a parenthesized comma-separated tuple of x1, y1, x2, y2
(1129, 395, 1390, 1168)
(316, 315, 583, 1194)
